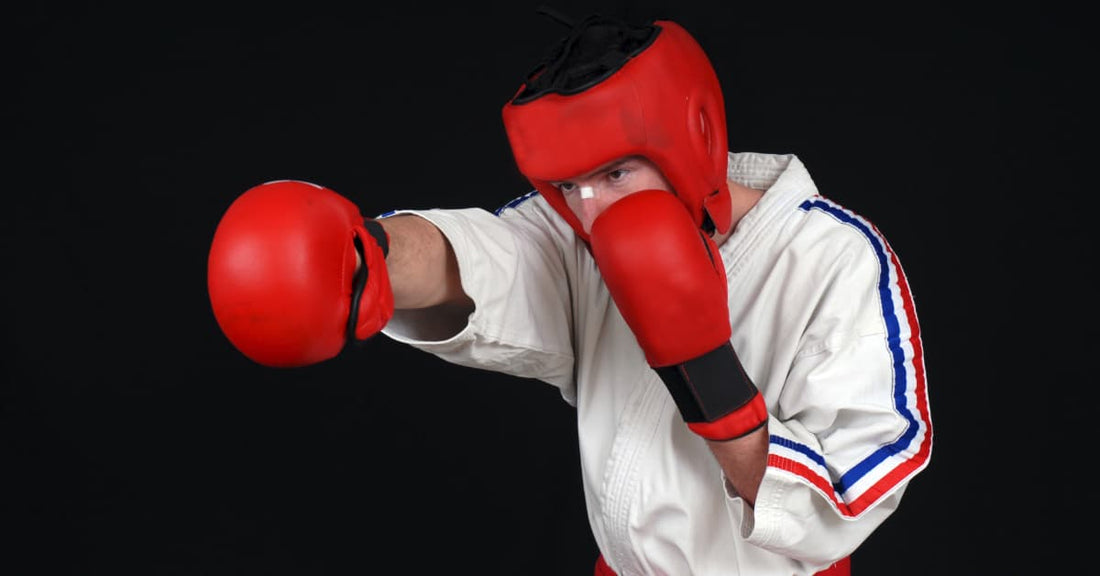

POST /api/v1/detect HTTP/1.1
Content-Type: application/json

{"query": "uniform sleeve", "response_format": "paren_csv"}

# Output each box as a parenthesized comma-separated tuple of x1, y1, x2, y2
(729, 207, 932, 565)
(379, 201, 580, 402)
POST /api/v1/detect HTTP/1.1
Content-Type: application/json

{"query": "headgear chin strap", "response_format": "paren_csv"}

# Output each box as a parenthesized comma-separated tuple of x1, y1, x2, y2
(502, 18, 732, 242)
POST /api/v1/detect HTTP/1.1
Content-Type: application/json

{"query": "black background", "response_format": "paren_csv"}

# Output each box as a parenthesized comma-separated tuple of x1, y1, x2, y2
(5, 1, 1092, 574)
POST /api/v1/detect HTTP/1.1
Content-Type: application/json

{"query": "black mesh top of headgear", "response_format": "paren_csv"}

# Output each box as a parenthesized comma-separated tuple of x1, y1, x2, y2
(512, 14, 659, 104)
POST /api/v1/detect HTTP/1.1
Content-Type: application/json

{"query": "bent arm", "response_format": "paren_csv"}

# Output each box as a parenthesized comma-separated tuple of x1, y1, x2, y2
(708, 425, 769, 506)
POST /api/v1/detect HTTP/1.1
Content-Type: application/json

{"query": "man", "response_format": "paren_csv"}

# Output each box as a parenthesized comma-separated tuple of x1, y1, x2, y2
(208, 14, 930, 575)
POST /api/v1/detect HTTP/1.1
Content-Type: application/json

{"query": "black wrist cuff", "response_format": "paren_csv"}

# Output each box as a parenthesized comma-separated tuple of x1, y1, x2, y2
(363, 218, 389, 257)
(654, 342, 759, 424)
(343, 219, 389, 349)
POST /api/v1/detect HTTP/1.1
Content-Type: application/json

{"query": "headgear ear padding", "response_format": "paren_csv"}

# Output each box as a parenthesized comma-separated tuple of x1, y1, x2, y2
(502, 18, 731, 241)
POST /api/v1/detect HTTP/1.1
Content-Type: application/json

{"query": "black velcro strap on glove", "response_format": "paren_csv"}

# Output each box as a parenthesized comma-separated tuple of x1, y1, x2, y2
(654, 341, 764, 436)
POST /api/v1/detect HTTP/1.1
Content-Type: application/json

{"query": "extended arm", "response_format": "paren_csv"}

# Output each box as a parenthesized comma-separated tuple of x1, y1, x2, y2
(377, 214, 473, 312)
(208, 181, 471, 367)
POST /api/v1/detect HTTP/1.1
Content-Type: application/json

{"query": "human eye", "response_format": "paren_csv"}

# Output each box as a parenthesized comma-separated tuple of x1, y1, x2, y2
(554, 182, 577, 194)
(607, 168, 630, 183)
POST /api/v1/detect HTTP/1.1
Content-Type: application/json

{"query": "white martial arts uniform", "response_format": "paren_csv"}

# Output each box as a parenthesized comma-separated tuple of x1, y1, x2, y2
(381, 152, 932, 576)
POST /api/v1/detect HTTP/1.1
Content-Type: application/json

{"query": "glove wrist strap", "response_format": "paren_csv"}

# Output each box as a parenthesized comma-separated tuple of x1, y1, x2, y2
(344, 218, 391, 345)
(363, 218, 389, 256)
(654, 342, 767, 441)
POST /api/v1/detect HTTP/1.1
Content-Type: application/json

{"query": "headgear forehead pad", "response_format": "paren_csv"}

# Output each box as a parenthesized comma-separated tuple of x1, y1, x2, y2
(502, 16, 732, 241)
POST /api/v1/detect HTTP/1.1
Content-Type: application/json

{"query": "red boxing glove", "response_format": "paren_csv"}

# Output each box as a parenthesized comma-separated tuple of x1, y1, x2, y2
(589, 190, 767, 440)
(207, 180, 394, 368)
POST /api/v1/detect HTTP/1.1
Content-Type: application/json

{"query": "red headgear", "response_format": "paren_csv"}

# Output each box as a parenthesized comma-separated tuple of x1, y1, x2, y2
(502, 20, 731, 242)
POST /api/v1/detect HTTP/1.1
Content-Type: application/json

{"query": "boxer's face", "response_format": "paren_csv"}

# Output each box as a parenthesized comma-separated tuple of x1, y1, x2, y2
(550, 156, 673, 235)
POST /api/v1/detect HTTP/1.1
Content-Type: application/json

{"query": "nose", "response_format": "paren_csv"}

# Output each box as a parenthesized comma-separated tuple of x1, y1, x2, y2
(577, 187, 613, 234)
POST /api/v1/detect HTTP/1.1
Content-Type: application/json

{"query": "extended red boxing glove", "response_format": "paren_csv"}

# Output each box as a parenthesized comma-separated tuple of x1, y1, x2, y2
(589, 190, 767, 441)
(207, 180, 394, 368)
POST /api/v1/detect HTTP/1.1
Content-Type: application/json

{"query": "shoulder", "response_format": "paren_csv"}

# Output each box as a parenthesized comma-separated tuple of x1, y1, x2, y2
(493, 190, 579, 248)
(794, 195, 894, 262)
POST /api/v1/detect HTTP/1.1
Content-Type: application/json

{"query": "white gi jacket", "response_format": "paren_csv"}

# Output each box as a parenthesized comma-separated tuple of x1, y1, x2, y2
(381, 152, 932, 575)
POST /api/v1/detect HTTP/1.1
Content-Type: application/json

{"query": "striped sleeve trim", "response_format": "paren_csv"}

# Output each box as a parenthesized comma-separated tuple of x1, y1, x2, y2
(769, 197, 932, 518)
